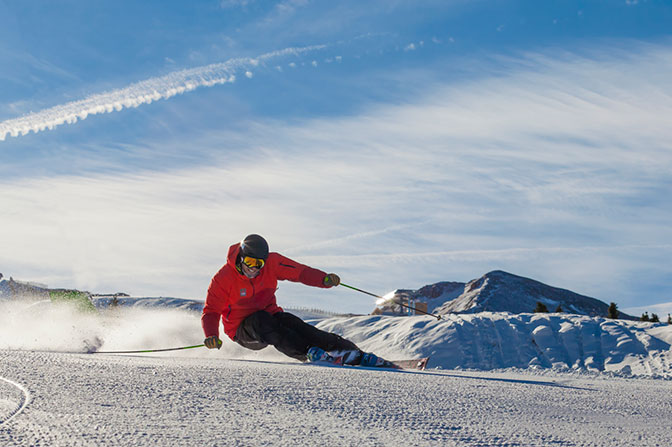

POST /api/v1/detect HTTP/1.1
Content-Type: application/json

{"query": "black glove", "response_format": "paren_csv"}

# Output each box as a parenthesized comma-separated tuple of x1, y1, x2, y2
(204, 336, 222, 349)
(323, 273, 340, 287)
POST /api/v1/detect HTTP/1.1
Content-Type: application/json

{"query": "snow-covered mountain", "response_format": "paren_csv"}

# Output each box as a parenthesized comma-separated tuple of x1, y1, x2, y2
(383, 280, 465, 315)
(381, 270, 635, 319)
(91, 296, 205, 313)
(89, 296, 351, 321)
(0, 276, 49, 301)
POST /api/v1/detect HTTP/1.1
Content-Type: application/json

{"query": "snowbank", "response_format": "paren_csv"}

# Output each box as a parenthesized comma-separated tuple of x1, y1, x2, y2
(317, 312, 672, 377)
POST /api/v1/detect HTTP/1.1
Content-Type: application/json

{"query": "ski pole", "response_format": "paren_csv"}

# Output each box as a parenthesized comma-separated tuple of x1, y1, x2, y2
(340, 283, 442, 320)
(92, 344, 205, 354)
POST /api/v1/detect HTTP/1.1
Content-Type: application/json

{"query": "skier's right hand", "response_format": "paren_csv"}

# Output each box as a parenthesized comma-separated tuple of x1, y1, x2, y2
(204, 336, 222, 349)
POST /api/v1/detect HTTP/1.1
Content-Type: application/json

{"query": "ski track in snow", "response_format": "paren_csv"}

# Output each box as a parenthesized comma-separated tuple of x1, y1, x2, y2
(1, 350, 672, 446)
(0, 376, 30, 429)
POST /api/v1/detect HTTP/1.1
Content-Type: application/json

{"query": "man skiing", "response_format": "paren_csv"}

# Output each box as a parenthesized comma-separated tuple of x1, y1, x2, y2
(201, 234, 371, 365)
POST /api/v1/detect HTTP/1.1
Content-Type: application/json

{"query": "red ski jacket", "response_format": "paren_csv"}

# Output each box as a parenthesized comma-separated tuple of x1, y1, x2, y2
(201, 243, 330, 340)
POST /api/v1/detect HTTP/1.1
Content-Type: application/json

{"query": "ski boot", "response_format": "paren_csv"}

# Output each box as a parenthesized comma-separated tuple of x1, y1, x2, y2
(307, 347, 363, 366)
(306, 346, 335, 363)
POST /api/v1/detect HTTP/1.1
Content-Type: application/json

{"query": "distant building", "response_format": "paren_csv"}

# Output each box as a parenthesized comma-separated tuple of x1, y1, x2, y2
(413, 301, 428, 315)
(374, 292, 430, 316)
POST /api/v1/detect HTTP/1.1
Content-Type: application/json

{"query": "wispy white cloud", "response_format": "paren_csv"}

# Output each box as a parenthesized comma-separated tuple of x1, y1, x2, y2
(2, 41, 671, 312)
(0, 45, 326, 141)
(283, 222, 435, 255)
(219, 0, 255, 9)
(276, 0, 311, 14)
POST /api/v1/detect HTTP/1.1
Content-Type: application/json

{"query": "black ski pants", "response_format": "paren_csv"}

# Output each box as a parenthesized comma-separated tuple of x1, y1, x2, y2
(235, 310, 360, 361)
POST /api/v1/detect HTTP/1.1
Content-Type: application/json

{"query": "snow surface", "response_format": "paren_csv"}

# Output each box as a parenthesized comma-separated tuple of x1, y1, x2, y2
(2, 350, 672, 446)
(316, 313, 672, 378)
(2, 300, 672, 445)
(2, 298, 671, 377)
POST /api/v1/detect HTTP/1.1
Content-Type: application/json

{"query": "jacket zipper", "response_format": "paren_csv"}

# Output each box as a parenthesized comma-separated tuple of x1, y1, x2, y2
(249, 277, 256, 299)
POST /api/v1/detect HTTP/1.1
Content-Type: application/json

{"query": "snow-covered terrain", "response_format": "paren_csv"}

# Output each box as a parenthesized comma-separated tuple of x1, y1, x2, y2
(317, 313, 672, 377)
(2, 297, 672, 445)
(4, 295, 671, 377)
(3, 349, 672, 446)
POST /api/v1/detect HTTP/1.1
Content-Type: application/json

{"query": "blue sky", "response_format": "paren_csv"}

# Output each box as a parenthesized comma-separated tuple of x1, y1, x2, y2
(1, 0, 671, 316)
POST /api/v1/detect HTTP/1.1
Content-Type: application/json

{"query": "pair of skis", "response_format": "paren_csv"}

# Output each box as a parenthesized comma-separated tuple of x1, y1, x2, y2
(310, 351, 429, 371)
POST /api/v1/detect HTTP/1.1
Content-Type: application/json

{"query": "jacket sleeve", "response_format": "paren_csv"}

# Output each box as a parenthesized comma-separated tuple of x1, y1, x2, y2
(201, 272, 227, 338)
(274, 253, 329, 288)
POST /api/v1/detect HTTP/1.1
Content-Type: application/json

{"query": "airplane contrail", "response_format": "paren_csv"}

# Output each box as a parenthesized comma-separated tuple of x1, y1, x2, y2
(0, 45, 326, 141)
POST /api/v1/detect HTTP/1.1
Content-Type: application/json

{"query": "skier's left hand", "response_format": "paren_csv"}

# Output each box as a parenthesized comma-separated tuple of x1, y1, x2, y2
(323, 273, 340, 287)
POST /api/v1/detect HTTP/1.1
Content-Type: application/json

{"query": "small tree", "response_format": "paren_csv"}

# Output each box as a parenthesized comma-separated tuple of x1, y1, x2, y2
(651, 313, 660, 323)
(607, 302, 619, 319)
(534, 302, 549, 313)
(555, 305, 563, 313)
(667, 314, 671, 325)
(641, 312, 650, 322)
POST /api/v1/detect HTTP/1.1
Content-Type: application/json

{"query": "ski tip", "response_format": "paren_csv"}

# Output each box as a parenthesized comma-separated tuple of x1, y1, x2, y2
(418, 357, 429, 370)
(412, 357, 429, 371)
(390, 357, 430, 371)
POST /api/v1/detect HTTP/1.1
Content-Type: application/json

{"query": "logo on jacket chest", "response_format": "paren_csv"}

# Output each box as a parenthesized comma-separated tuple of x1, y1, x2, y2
(240, 288, 247, 297)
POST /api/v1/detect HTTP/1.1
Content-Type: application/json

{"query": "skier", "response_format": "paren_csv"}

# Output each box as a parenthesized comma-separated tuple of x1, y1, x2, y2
(201, 234, 370, 365)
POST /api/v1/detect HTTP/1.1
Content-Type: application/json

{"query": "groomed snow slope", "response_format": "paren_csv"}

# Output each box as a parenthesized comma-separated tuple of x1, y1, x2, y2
(2, 350, 672, 446)
(2, 302, 672, 445)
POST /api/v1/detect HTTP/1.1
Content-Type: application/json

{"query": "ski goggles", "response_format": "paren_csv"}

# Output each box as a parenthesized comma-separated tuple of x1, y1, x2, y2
(241, 256, 265, 269)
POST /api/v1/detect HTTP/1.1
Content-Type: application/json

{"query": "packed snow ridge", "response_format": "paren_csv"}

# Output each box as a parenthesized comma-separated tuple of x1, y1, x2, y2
(317, 312, 672, 377)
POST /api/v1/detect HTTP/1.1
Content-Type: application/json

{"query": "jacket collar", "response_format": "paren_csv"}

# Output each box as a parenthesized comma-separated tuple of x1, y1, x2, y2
(227, 243, 245, 276)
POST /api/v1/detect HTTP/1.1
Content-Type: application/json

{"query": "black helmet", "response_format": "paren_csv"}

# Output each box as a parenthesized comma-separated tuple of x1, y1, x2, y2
(240, 234, 269, 260)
